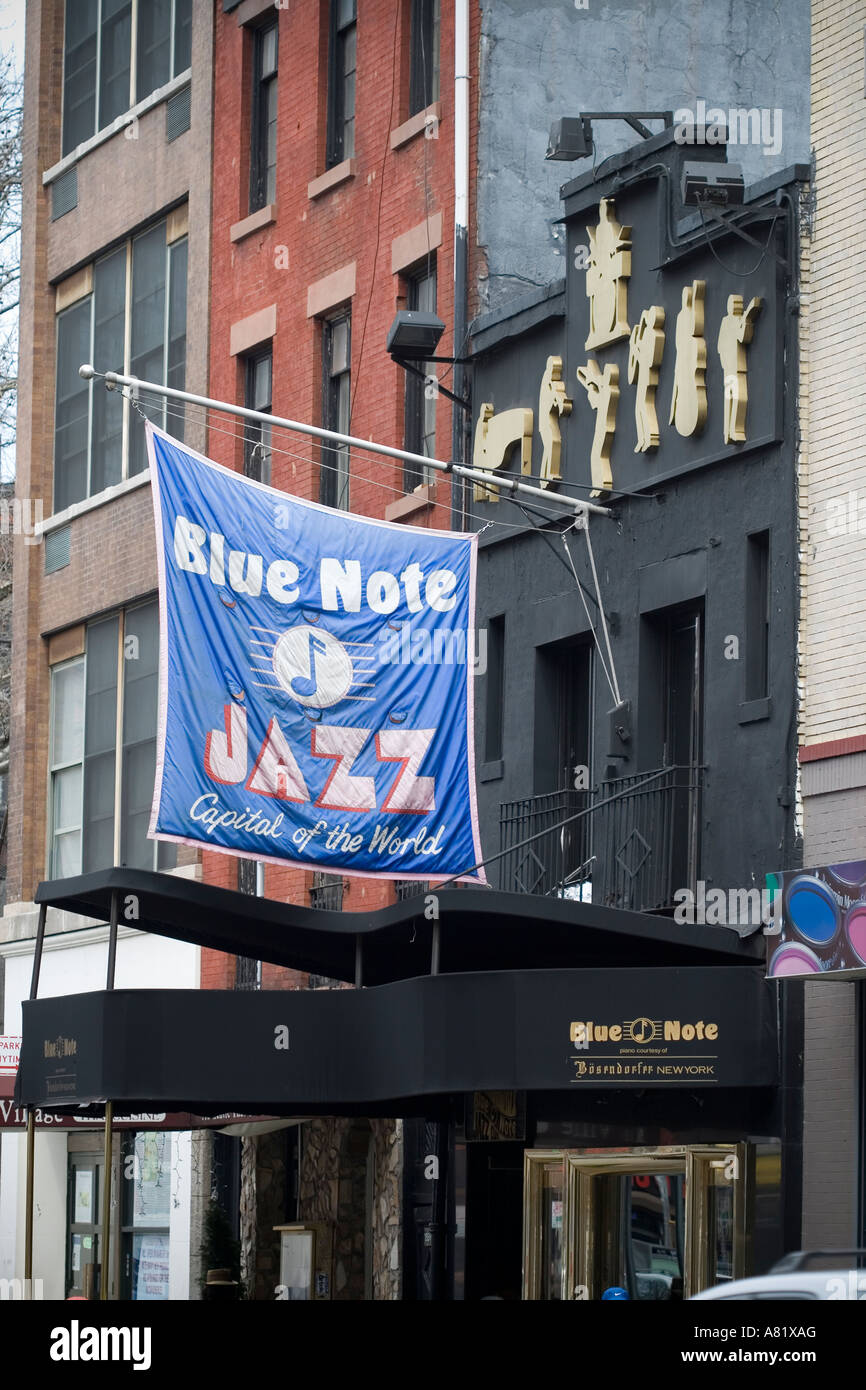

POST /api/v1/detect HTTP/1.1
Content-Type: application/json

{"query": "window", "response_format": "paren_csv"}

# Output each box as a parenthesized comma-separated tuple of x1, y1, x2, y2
(244, 349, 273, 485)
(403, 262, 437, 489)
(395, 879, 428, 900)
(310, 872, 344, 912)
(745, 530, 770, 701)
(250, 22, 278, 212)
(62, 0, 192, 158)
(321, 313, 351, 510)
(235, 857, 261, 991)
(484, 615, 505, 763)
(54, 219, 188, 511)
(326, 0, 357, 169)
(120, 1132, 172, 1301)
(409, 0, 440, 116)
(48, 601, 177, 876)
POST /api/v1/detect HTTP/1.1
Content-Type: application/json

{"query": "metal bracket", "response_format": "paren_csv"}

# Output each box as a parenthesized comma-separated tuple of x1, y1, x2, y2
(396, 357, 472, 413)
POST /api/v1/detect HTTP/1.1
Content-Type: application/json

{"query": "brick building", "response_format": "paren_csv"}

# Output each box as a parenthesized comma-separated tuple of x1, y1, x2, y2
(797, 0, 866, 1251)
(200, 0, 478, 1303)
(0, 0, 213, 1300)
(4, 0, 835, 1305)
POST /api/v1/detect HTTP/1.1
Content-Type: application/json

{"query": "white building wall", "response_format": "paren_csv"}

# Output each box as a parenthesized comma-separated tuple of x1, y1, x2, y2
(0, 925, 199, 1300)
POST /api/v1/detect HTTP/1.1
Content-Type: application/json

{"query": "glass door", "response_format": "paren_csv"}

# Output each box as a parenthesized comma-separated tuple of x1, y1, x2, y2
(524, 1144, 748, 1299)
(67, 1155, 104, 1299)
(522, 1152, 565, 1299)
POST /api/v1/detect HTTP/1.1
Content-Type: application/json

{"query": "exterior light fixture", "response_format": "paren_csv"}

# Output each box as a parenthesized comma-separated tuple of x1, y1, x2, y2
(386, 310, 446, 360)
(545, 111, 674, 162)
(681, 161, 745, 207)
(546, 116, 594, 161)
(386, 311, 471, 412)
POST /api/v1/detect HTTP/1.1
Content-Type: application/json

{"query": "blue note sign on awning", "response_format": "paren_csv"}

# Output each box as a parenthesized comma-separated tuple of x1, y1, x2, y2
(146, 425, 485, 883)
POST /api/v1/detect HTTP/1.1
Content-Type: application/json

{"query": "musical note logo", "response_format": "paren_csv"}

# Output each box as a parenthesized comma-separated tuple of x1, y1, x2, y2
(271, 625, 356, 709)
(623, 1017, 661, 1044)
(290, 633, 328, 699)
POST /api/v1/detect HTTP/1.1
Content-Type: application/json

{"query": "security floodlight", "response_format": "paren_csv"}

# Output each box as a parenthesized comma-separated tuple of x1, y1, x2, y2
(546, 116, 594, 161)
(386, 310, 446, 361)
(545, 111, 673, 162)
(385, 312, 472, 411)
(681, 161, 745, 207)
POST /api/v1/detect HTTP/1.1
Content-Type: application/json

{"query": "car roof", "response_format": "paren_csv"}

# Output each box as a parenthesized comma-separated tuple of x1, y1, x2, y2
(692, 1270, 861, 1300)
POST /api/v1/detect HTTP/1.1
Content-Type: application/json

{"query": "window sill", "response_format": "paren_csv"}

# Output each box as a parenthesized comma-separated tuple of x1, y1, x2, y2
(43, 70, 193, 186)
(738, 696, 771, 724)
(390, 102, 442, 151)
(38, 469, 151, 538)
(384, 484, 436, 522)
(308, 159, 356, 200)
(479, 760, 504, 782)
(231, 204, 277, 243)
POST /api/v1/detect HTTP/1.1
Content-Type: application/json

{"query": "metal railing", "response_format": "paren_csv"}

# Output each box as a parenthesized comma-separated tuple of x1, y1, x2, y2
(234, 955, 261, 991)
(395, 879, 429, 901)
(498, 788, 592, 897)
(498, 765, 702, 913)
(309, 873, 344, 912)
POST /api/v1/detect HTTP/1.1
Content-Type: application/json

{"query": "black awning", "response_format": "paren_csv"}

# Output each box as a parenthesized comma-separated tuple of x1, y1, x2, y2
(17, 966, 776, 1117)
(34, 869, 763, 986)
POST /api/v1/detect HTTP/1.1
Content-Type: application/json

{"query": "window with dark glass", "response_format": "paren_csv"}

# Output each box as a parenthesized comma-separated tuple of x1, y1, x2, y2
(321, 314, 351, 510)
(244, 349, 273, 485)
(326, 0, 357, 169)
(745, 530, 770, 701)
(250, 21, 278, 212)
(485, 615, 505, 763)
(310, 872, 344, 912)
(49, 601, 176, 876)
(62, 0, 192, 158)
(62, 1, 99, 157)
(137, 0, 192, 100)
(54, 218, 187, 510)
(409, 0, 440, 116)
(97, 0, 132, 135)
(403, 261, 437, 490)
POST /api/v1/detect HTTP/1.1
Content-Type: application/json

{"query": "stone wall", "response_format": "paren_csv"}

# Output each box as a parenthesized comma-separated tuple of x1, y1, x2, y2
(253, 1129, 290, 1300)
(297, 1116, 402, 1300)
(371, 1118, 401, 1301)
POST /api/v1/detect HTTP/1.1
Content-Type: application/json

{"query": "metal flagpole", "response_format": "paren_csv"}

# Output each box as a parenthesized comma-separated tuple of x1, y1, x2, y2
(23, 901, 47, 1296)
(77, 366, 613, 519)
(100, 888, 120, 1300)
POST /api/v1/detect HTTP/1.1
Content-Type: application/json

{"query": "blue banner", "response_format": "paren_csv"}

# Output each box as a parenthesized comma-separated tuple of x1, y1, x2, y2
(146, 425, 485, 883)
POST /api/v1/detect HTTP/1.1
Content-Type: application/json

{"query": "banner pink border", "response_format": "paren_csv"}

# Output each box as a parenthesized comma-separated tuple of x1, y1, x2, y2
(144, 421, 487, 885)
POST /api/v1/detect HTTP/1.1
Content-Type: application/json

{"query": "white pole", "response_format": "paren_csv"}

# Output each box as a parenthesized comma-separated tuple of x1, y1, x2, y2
(452, 0, 470, 529)
(78, 365, 612, 518)
(454, 0, 469, 245)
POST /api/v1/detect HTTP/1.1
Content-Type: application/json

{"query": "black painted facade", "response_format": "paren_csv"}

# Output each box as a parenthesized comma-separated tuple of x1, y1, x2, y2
(468, 131, 807, 909)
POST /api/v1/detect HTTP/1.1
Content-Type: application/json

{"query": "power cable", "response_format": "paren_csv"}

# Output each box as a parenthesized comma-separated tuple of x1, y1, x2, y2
(697, 203, 781, 278)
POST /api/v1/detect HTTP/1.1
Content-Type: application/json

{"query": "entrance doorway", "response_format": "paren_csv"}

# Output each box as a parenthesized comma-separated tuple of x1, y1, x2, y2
(523, 1145, 746, 1299)
(67, 1152, 105, 1299)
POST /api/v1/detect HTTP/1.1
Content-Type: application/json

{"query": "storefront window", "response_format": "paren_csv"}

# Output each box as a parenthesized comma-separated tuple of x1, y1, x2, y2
(121, 1131, 172, 1300)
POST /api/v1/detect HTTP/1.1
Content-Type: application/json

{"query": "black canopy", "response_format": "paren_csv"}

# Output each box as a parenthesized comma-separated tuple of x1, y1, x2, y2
(34, 868, 764, 987)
